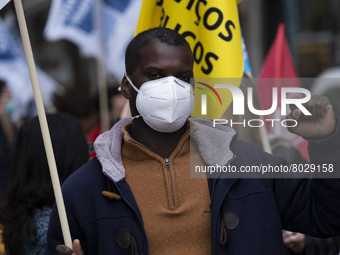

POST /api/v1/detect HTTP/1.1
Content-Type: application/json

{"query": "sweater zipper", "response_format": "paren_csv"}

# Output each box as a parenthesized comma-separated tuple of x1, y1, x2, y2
(164, 158, 175, 208)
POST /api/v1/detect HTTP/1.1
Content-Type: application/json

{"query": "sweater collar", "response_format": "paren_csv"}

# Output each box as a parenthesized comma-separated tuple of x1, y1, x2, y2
(94, 117, 236, 183)
(120, 121, 195, 162)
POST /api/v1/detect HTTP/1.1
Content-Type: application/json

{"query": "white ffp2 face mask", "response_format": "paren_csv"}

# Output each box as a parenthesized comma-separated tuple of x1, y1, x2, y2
(125, 74, 195, 133)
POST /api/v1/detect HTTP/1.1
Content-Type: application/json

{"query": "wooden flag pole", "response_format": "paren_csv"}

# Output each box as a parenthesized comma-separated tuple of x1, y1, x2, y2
(245, 72, 272, 154)
(95, 0, 110, 133)
(96, 58, 110, 132)
(12, 0, 72, 248)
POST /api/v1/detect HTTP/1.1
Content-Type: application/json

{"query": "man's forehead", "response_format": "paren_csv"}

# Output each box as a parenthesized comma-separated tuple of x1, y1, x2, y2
(139, 39, 191, 57)
(137, 40, 193, 68)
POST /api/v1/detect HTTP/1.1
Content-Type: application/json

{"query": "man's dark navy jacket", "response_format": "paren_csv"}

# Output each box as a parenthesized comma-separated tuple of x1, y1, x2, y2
(45, 118, 340, 255)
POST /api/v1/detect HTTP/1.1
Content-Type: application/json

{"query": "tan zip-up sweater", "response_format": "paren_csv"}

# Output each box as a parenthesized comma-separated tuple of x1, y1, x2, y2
(122, 123, 212, 255)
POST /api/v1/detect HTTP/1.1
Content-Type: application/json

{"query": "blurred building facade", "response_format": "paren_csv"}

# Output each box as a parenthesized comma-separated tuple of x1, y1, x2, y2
(239, 0, 340, 78)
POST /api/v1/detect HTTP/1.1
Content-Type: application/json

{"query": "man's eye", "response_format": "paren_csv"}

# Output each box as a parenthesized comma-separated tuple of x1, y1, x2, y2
(179, 76, 191, 83)
(149, 73, 162, 79)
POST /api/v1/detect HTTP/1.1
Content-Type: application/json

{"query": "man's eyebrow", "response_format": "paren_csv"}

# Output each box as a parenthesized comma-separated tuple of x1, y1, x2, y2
(145, 66, 164, 72)
(144, 67, 193, 75)
(178, 70, 194, 74)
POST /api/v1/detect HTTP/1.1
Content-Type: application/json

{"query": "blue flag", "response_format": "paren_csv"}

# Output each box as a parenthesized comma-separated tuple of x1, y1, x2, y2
(44, 0, 142, 79)
(0, 17, 20, 60)
(0, 15, 57, 123)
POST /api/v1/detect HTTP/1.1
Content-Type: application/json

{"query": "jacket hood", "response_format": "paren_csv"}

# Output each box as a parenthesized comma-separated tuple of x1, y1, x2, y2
(94, 117, 236, 183)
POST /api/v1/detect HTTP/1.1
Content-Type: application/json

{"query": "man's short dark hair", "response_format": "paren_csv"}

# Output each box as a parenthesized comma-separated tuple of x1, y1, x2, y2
(125, 27, 192, 75)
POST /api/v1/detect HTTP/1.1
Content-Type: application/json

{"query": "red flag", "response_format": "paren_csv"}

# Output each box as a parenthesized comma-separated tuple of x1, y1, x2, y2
(259, 24, 297, 78)
(256, 23, 309, 162)
(257, 23, 300, 110)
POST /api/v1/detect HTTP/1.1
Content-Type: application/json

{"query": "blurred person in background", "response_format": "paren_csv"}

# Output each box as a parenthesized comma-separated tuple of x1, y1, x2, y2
(281, 74, 340, 255)
(283, 233, 340, 255)
(54, 88, 99, 139)
(278, 136, 340, 255)
(55, 86, 128, 159)
(54, 89, 99, 158)
(270, 136, 308, 166)
(310, 68, 340, 118)
(0, 80, 16, 204)
(93, 86, 129, 128)
(323, 88, 340, 118)
(269, 136, 307, 255)
(0, 113, 89, 255)
(107, 86, 128, 127)
(91, 86, 129, 157)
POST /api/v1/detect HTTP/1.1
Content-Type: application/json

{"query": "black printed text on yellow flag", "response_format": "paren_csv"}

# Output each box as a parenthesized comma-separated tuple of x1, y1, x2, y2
(136, 0, 244, 120)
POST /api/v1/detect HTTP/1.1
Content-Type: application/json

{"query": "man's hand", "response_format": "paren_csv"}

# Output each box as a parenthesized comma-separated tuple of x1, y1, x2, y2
(286, 95, 336, 140)
(56, 239, 84, 255)
(282, 230, 305, 254)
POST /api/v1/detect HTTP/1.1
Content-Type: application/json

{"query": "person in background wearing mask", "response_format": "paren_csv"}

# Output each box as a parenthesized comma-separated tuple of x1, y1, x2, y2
(46, 28, 340, 255)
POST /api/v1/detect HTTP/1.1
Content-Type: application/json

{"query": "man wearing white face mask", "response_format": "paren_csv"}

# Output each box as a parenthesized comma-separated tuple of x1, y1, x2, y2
(124, 74, 195, 133)
(47, 28, 340, 255)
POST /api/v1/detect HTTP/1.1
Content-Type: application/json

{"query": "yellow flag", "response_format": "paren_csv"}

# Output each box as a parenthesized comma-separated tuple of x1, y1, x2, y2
(135, 0, 244, 120)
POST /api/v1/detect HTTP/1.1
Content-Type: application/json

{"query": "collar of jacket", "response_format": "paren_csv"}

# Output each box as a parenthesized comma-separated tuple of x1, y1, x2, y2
(94, 117, 237, 183)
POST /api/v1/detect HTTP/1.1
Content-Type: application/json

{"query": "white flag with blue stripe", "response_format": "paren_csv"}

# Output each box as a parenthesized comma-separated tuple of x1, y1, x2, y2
(44, 0, 98, 57)
(44, 0, 142, 79)
(0, 0, 10, 10)
(0, 15, 57, 122)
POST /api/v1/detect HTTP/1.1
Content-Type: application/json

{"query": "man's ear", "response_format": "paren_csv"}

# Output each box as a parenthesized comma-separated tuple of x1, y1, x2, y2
(121, 76, 132, 100)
